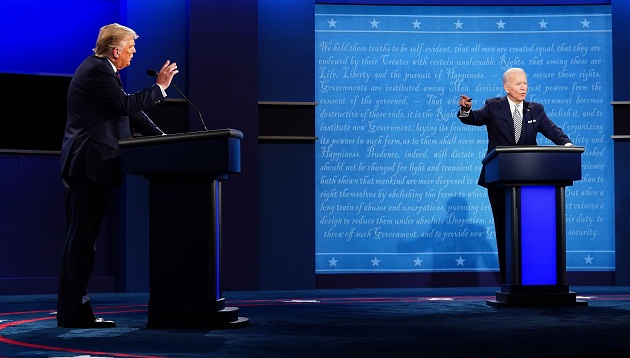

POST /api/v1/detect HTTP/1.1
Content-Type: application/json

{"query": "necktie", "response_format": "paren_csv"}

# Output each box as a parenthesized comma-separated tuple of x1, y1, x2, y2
(513, 104, 522, 143)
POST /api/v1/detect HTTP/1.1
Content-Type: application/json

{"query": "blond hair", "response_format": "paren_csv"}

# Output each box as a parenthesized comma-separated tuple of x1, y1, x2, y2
(93, 23, 138, 57)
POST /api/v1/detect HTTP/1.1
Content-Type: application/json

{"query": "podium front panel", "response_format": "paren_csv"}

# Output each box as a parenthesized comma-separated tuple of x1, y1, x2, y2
(520, 186, 557, 285)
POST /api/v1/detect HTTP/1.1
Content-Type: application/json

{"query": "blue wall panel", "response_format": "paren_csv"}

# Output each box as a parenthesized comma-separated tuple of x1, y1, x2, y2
(2, 1, 119, 75)
(123, 0, 188, 97)
(189, 0, 260, 290)
(259, 0, 315, 101)
(612, 0, 630, 100)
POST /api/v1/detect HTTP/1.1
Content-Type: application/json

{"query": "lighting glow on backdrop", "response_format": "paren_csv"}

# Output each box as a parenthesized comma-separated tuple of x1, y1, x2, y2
(315, 5, 613, 274)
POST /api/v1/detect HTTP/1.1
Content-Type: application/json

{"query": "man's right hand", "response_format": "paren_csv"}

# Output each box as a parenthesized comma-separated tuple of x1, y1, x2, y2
(459, 95, 472, 111)
(156, 60, 179, 90)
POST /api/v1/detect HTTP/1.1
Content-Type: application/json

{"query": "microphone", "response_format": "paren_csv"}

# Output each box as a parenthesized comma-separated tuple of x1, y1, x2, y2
(147, 69, 208, 131)
(524, 101, 533, 144)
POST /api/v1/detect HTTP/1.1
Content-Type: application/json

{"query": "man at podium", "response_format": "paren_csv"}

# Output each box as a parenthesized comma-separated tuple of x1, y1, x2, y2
(58, 23, 179, 328)
(457, 67, 573, 284)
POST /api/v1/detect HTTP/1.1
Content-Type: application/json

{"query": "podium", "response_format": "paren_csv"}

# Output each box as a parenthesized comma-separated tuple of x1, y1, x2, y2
(482, 146, 588, 307)
(119, 129, 249, 328)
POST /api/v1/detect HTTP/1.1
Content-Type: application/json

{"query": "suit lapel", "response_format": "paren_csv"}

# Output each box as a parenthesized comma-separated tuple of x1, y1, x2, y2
(100, 56, 123, 87)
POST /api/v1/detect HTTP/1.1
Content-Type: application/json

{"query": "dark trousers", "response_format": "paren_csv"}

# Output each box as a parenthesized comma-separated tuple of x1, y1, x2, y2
(57, 176, 112, 323)
(488, 187, 507, 284)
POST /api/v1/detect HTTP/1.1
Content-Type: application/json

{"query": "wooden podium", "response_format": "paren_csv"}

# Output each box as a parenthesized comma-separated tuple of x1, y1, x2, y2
(119, 129, 248, 328)
(482, 146, 588, 307)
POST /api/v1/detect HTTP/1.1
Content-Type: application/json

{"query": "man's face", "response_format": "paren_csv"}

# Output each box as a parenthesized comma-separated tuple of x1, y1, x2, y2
(113, 39, 136, 70)
(504, 71, 528, 104)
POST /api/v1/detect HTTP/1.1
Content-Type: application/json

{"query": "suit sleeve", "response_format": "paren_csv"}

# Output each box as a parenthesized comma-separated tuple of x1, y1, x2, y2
(535, 104, 572, 145)
(88, 63, 165, 117)
(131, 111, 164, 136)
(458, 100, 491, 126)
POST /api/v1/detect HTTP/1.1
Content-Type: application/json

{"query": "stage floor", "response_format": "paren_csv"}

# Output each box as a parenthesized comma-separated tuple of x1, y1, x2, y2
(1, 286, 630, 357)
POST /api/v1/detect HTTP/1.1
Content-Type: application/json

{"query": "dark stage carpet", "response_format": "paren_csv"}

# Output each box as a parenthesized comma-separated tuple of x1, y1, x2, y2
(1, 287, 630, 357)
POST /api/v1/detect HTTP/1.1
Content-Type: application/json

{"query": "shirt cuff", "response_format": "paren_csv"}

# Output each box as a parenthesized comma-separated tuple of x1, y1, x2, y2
(157, 84, 167, 98)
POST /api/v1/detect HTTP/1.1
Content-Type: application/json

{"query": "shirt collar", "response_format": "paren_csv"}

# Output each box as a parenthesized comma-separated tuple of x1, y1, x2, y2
(507, 97, 523, 112)
(106, 58, 118, 74)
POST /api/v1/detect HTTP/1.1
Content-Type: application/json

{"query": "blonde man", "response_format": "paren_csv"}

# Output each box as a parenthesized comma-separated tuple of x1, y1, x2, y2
(58, 23, 178, 328)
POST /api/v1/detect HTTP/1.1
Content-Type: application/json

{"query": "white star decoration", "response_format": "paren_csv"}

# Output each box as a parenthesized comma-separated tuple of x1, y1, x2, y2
(584, 255, 594, 265)
(413, 257, 423, 267)
(371, 257, 381, 267)
(456, 256, 466, 266)
(539, 19, 548, 29)
(321, 17, 598, 32)
(328, 257, 338, 267)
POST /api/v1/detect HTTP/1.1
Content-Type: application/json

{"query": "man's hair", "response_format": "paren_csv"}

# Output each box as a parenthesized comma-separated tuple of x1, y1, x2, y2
(93, 23, 138, 57)
(503, 67, 526, 84)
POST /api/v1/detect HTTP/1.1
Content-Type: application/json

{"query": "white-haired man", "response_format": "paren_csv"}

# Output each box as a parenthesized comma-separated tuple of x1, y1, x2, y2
(457, 67, 573, 285)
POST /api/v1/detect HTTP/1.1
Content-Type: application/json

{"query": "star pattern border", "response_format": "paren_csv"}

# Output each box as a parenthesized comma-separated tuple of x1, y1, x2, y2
(316, 14, 609, 33)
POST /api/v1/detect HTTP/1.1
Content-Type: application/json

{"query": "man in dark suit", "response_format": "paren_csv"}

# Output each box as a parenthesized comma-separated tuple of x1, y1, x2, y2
(58, 23, 179, 328)
(457, 67, 573, 285)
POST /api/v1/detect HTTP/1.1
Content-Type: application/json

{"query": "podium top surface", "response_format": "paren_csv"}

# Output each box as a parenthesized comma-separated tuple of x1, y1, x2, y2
(482, 145, 585, 165)
(119, 128, 243, 149)
(119, 128, 243, 175)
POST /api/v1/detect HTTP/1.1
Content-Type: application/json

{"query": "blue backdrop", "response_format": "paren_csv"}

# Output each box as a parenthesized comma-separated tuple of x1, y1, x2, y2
(315, 4, 613, 274)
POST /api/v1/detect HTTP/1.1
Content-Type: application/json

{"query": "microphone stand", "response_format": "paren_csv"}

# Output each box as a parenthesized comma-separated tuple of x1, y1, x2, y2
(147, 69, 208, 131)
(170, 82, 208, 131)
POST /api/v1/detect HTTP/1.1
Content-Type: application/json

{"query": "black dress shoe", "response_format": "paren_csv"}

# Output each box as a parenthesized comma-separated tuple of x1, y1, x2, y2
(58, 317, 117, 328)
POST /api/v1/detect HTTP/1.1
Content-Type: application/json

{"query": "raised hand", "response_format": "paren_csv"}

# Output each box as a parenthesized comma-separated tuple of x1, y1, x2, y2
(156, 60, 179, 90)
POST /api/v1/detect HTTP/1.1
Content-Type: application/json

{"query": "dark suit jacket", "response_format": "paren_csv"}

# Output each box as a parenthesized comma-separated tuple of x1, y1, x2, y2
(61, 55, 165, 188)
(458, 96, 572, 187)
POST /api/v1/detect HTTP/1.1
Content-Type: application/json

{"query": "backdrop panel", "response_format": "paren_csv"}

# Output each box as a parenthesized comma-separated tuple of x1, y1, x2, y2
(315, 5, 613, 275)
